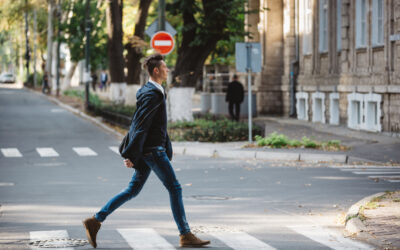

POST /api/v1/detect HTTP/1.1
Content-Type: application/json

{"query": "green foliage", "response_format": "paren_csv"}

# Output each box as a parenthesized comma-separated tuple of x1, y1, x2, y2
(63, 89, 136, 117)
(255, 132, 344, 150)
(60, 0, 108, 70)
(168, 118, 262, 142)
(301, 136, 318, 148)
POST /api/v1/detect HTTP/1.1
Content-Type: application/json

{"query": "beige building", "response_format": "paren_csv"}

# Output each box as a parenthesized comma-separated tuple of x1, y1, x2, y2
(249, 0, 400, 134)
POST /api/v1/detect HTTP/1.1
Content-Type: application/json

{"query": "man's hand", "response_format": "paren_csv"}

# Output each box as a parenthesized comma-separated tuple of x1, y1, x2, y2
(124, 159, 134, 168)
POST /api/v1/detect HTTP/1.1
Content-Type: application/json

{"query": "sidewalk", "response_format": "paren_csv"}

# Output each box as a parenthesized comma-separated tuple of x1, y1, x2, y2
(345, 191, 400, 250)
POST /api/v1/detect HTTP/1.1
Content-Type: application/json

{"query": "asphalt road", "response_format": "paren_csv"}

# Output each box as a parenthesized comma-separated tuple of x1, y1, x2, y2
(1, 86, 399, 249)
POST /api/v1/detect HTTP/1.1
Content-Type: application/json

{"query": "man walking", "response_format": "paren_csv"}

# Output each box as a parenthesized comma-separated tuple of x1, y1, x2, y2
(100, 70, 108, 91)
(83, 54, 210, 248)
(226, 74, 244, 121)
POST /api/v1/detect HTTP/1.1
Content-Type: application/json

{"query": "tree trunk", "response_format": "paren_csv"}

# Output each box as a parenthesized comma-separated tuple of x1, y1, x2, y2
(126, 0, 152, 85)
(46, 0, 54, 86)
(61, 61, 77, 90)
(106, 0, 125, 83)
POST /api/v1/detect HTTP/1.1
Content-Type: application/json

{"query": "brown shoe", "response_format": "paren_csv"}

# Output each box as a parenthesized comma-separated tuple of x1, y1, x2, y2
(83, 216, 101, 248)
(180, 232, 210, 247)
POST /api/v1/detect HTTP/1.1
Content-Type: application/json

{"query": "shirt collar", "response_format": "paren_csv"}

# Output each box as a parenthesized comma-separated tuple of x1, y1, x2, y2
(148, 79, 164, 95)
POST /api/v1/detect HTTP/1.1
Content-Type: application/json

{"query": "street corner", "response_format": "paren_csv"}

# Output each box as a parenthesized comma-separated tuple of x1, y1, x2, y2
(344, 191, 400, 249)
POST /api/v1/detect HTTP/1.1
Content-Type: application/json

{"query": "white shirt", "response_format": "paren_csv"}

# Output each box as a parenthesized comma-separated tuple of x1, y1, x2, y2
(148, 79, 164, 96)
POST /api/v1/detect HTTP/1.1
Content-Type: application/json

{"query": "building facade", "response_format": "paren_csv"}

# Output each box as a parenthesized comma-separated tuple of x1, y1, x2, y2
(250, 0, 400, 134)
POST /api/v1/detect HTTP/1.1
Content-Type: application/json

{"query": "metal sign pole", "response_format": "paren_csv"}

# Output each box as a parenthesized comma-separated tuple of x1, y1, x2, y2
(246, 43, 252, 143)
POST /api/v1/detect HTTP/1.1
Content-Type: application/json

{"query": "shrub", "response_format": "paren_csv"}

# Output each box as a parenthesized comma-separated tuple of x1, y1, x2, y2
(168, 118, 262, 142)
(301, 136, 318, 148)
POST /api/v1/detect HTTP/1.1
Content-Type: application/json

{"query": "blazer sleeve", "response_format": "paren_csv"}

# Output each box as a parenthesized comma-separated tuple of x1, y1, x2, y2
(122, 93, 162, 166)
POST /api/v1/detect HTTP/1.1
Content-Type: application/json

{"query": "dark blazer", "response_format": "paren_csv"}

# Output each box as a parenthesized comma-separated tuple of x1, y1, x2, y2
(120, 82, 173, 169)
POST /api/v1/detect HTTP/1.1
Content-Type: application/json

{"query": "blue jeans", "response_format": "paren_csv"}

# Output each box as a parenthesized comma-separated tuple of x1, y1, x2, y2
(95, 146, 191, 235)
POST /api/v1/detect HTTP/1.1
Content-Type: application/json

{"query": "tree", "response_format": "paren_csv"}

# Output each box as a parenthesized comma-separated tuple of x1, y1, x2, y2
(106, 0, 125, 83)
(167, 0, 247, 87)
(125, 0, 152, 85)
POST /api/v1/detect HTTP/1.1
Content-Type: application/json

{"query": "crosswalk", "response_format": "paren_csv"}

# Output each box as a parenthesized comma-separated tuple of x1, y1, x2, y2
(28, 227, 373, 249)
(0, 146, 119, 158)
(330, 165, 400, 183)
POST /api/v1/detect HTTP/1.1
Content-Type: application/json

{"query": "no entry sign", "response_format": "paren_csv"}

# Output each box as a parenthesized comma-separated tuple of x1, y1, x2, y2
(151, 31, 175, 55)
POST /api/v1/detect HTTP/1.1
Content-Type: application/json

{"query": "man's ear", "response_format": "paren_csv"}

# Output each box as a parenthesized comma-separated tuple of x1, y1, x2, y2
(154, 67, 159, 75)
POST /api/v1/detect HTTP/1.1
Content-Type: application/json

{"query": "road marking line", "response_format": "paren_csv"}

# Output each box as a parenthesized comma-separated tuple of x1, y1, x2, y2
(368, 175, 400, 179)
(352, 171, 400, 175)
(36, 148, 59, 157)
(332, 165, 400, 169)
(109, 146, 119, 154)
(72, 147, 97, 156)
(0, 182, 15, 186)
(1, 148, 22, 157)
(117, 228, 175, 250)
(340, 168, 400, 171)
(387, 180, 400, 182)
(51, 108, 65, 113)
(29, 230, 73, 250)
(287, 225, 373, 249)
(211, 232, 276, 250)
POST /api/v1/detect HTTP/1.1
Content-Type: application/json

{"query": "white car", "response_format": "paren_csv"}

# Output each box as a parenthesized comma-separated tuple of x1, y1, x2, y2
(0, 73, 16, 83)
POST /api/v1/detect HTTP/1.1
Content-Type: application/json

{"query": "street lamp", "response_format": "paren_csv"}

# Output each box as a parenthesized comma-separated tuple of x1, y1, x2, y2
(84, 0, 91, 109)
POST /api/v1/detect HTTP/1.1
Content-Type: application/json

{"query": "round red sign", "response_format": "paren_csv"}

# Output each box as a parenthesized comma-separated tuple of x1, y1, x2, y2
(151, 31, 175, 55)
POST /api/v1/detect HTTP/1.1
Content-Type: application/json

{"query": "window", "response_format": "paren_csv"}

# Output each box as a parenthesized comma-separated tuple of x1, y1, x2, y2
(296, 92, 309, 121)
(303, 0, 313, 55)
(337, 0, 342, 51)
(356, 0, 368, 48)
(372, 0, 384, 46)
(319, 0, 328, 52)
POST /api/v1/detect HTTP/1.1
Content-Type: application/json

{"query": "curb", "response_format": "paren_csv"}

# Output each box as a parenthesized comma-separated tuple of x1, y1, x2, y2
(344, 192, 385, 234)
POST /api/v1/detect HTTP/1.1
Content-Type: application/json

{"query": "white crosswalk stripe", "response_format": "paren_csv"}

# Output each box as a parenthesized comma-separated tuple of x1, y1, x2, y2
(1, 148, 22, 157)
(36, 147, 59, 157)
(287, 225, 373, 249)
(117, 228, 175, 250)
(72, 147, 97, 156)
(109, 146, 120, 154)
(333, 165, 400, 183)
(29, 230, 73, 250)
(211, 232, 276, 250)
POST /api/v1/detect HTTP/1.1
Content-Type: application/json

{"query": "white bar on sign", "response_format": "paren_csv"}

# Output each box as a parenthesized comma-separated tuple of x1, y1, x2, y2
(287, 225, 373, 249)
(36, 148, 59, 157)
(73, 147, 97, 156)
(1, 148, 22, 157)
(212, 232, 276, 250)
(117, 228, 175, 250)
(29, 230, 73, 250)
(155, 40, 172, 46)
(109, 146, 119, 154)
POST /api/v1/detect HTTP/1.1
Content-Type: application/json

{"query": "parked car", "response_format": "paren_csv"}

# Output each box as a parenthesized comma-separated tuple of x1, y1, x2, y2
(0, 73, 16, 83)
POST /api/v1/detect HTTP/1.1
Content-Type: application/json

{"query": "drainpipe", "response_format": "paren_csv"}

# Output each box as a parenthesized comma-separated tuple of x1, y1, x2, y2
(289, 0, 299, 117)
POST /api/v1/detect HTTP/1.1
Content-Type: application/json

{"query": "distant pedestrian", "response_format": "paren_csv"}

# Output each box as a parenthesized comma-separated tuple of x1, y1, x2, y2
(100, 70, 108, 91)
(226, 74, 244, 121)
(91, 72, 98, 92)
(42, 72, 50, 94)
(83, 54, 211, 248)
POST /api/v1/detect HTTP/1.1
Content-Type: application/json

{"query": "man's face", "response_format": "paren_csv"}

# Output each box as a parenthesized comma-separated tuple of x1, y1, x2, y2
(154, 61, 169, 82)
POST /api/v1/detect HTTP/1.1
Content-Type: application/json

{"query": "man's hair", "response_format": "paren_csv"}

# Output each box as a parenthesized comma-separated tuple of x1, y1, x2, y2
(233, 74, 238, 80)
(143, 53, 164, 76)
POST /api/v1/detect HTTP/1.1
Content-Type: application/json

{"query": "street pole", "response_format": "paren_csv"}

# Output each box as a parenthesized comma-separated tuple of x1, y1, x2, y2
(24, 0, 30, 85)
(33, 9, 37, 88)
(158, 0, 165, 31)
(56, 1, 61, 97)
(84, 0, 91, 109)
(246, 43, 252, 143)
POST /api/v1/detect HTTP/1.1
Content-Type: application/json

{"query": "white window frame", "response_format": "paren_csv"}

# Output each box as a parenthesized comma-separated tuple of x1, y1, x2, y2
(312, 92, 326, 123)
(364, 93, 382, 132)
(296, 92, 309, 121)
(337, 0, 342, 51)
(303, 0, 313, 55)
(356, 0, 368, 48)
(329, 93, 340, 125)
(372, 0, 384, 46)
(347, 93, 364, 130)
(319, 0, 329, 53)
